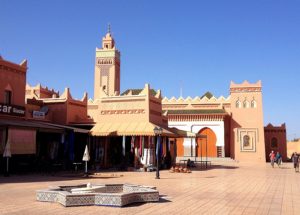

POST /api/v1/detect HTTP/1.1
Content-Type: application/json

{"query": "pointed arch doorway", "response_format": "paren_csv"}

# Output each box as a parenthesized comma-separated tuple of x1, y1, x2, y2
(196, 127, 217, 157)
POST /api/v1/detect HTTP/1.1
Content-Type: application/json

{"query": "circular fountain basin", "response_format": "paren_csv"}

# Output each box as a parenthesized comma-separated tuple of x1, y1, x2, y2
(36, 183, 159, 207)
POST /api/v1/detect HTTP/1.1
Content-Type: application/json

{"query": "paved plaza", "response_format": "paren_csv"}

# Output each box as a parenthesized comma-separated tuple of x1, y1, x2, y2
(1, 162, 300, 215)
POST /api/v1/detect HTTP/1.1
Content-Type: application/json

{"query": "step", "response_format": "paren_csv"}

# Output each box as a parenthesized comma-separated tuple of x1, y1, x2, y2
(176, 156, 236, 163)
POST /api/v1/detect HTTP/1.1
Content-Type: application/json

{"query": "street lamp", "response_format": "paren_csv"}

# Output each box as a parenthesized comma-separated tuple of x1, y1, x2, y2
(154, 126, 163, 179)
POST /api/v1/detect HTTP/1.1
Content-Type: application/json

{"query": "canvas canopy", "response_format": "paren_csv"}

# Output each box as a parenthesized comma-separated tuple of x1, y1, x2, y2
(90, 122, 176, 137)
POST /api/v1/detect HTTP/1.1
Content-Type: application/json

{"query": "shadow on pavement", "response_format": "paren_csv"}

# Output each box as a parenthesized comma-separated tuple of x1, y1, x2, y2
(190, 164, 239, 172)
(0, 171, 124, 184)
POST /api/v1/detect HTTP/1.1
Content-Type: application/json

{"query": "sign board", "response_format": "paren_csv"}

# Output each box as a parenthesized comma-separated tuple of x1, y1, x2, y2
(33, 111, 45, 119)
(0, 103, 25, 117)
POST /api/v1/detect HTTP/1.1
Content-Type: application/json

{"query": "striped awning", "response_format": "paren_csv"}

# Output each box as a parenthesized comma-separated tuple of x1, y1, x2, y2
(90, 122, 176, 137)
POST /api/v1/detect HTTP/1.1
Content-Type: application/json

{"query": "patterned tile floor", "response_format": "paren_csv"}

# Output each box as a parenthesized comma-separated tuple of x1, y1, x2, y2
(0, 162, 300, 215)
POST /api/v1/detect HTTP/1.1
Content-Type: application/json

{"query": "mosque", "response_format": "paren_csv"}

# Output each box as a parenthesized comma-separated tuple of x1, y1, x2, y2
(0, 28, 287, 173)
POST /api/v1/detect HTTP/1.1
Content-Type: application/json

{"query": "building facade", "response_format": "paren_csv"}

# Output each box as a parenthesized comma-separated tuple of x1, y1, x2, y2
(88, 32, 174, 169)
(264, 123, 287, 161)
(88, 29, 285, 163)
(162, 81, 267, 162)
(1, 28, 288, 172)
(0, 57, 91, 174)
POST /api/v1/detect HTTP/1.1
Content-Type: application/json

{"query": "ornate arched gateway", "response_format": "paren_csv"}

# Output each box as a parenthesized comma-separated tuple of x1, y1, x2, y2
(196, 127, 217, 157)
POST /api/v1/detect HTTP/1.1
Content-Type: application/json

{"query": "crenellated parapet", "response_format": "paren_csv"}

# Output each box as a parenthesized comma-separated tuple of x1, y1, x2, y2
(26, 83, 87, 104)
(230, 80, 262, 93)
(162, 95, 230, 104)
(162, 94, 231, 111)
(264, 123, 286, 131)
(26, 83, 59, 99)
(41, 87, 87, 105)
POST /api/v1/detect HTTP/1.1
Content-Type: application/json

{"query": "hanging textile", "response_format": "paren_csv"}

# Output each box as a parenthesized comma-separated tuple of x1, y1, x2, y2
(122, 136, 126, 157)
(136, 136, 140, 159)
(141, 136, 145, 158)
(139, 136, 142, 157)
(162, 137, 166, 156)
(148, 136, 151, 149)
(152, 136, 155, 147)
(61, 133, 65, 144)
(135, 147, 139, 159)
(131, 136, 135, 153)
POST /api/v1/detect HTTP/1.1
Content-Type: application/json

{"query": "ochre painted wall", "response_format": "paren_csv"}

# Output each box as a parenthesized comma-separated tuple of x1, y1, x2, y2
(0, 59, 26, 107)
(264, 124, 287, 161)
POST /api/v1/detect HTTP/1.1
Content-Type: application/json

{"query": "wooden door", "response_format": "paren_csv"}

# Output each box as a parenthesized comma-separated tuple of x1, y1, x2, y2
(196, 128, 217, 157)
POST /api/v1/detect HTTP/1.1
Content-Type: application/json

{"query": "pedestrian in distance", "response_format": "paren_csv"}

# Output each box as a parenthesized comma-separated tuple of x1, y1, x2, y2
(275, 152, 282, 167)
(269, 150, 275, 168)
(292, 152, 299, 172)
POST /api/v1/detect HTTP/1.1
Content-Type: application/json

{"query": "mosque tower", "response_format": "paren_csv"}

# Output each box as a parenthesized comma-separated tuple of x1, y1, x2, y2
(229, 80, 266, 162)
(94, 25, 120, 99)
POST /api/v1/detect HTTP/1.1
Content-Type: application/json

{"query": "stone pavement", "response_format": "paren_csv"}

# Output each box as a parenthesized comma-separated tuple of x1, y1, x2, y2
(0, 162, 300, 215)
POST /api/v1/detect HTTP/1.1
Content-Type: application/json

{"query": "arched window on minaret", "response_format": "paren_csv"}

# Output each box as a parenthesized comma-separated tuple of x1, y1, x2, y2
(251, 99, 257, 108)
(243, 100, 250, 108)
(236, 99, 241, 108)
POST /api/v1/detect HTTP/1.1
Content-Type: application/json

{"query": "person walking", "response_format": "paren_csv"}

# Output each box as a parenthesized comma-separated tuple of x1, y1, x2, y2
(275, 152, 282, 167)
(292, 152, 299, 172)
(269, 151, 275, 168)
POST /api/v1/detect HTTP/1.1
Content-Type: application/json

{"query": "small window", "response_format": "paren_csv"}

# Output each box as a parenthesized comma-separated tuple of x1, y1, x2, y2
(271, 137, 278, 148)
(105, 44, 109, 49)
(4, 90, 11, 105)
(243, 100, 250, 108)
(251, 100, 257, 108)
(236, 100, 241, 108)
(243, 135, 250, 147)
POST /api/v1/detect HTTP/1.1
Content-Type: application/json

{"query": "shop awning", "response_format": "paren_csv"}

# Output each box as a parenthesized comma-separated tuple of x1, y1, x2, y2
(0, 119, 89, 133)
(0, 119, 63, 133)
(39, 122, 90, 134)
(168, 127, 197, 137)
(90, 122, 176, 137)
(168, 127, 207, 138)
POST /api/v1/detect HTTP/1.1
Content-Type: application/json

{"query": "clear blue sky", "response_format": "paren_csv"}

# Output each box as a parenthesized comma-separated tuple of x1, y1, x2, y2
(1, 0, 300, 140)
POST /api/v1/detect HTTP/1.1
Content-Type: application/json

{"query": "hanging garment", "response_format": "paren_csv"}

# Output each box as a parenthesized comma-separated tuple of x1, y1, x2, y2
(141, 136, 145, 158)
(136, 137, 140, 159)
(148, 136, 151, 149)
(162, 137, 166, 157)
(139, 136, 142, 157)
(131, 136, 135, 153)
(122, 136, 126, 156)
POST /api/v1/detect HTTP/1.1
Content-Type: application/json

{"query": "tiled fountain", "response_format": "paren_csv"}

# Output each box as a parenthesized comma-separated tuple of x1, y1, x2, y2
(36, 183, 159, 207)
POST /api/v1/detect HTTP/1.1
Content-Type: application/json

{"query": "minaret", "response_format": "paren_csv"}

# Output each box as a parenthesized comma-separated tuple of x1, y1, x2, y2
(94, 25, 120, 98)
(229, 80, 266, 162)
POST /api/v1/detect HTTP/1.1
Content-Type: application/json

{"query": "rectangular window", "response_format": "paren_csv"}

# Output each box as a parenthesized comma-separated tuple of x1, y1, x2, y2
(4, 90, 11, 104)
